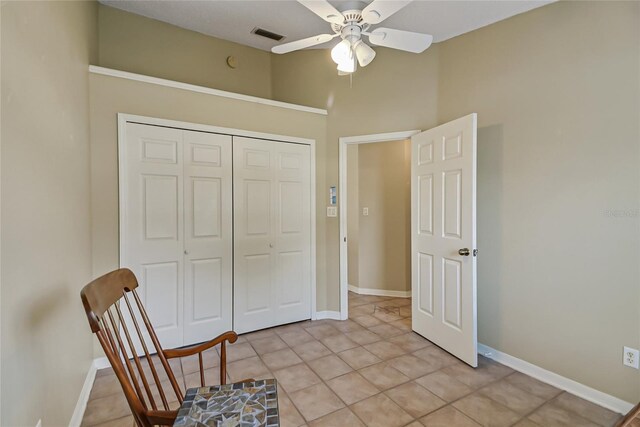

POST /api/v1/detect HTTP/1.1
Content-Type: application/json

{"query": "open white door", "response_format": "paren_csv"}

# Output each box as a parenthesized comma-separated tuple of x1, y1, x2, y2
(411, 113, 478, 367)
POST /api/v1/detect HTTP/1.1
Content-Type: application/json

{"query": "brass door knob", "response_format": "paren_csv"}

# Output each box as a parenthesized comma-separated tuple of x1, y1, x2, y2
(458, 248, 470, 256)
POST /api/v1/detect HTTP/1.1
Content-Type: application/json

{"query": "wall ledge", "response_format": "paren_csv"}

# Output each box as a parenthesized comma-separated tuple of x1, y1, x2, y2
(88, 65, 328, 116)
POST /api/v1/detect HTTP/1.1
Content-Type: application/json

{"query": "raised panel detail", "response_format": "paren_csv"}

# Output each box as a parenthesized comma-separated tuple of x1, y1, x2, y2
(143, 175, 178, 240)
(419, 175, 433, 235)
(442, 170, 462, 239)
(443, 133, 462, 160)
(280, 181, 302, 234)
(418, 141, 434, 165)
(143, 262, 179, 329)
(191, 144, 221, 166)
(141, 138, 177, 164)
(245, 149, 270, 168)
(418, 253, 434, 316)
(245, 180, 270, 235)
(280, 153, 301, 170)
(278, 251, 303, 307)
(245, 254, 271, 313)
(442, 258, 462, 329)
(191, 258, 222, 321)
(192, 178, 221, 238)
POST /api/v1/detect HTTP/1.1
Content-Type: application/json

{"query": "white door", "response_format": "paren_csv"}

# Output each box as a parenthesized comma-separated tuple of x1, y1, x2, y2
(411, 113, 478, 367)
(233, 137, 312, 333)
(182, 130, 233, 344)
(121, 123, 232, 350)
(123, 123, 185, 350)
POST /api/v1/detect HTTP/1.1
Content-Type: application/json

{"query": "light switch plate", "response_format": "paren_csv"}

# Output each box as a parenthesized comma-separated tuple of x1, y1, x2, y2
(363, 207, 369, 216)
(327, 206, 337, 217)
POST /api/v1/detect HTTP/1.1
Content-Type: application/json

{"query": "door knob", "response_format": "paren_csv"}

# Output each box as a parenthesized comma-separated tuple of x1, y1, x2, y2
(269, 243, 274, 248)
(184, 250, 189, 255)
(458, 248, 470, 256)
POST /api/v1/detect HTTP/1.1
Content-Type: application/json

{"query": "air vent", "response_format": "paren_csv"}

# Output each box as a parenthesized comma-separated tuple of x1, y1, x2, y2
(251, 27, 285, 42)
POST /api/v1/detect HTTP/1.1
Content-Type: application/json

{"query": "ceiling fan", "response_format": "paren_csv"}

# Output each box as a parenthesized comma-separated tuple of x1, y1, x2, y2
(271, 0, 433, 74)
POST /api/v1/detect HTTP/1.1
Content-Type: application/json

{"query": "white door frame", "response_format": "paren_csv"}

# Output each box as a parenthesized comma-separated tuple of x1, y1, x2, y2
(338, 130, 421, 320)
(117, 113, 318, 320)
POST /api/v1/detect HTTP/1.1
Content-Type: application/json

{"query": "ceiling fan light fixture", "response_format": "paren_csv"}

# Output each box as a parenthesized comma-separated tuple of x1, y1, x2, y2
(331, 39, 352, 65)
(354, 40, 376, 67)
(336, 55, 356, 73)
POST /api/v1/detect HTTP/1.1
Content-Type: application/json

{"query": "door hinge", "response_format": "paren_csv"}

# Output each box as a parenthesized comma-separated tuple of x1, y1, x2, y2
(473, 249, 478, 257)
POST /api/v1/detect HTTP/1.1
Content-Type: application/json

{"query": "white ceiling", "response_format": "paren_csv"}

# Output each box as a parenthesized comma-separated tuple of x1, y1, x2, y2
(100, 0, 553, 52)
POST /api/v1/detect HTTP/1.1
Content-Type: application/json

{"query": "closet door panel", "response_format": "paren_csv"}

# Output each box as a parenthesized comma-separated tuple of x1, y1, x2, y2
(183, 130, 233, 344)
(233, 137, 312, 333)
(123, 123, 184, 350)
(233, 137, 276, 333)
(274, 143, 312, 324)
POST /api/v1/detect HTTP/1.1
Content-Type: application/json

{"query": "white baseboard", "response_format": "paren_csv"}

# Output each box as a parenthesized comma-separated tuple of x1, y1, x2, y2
(478, 343, 633, 415)
(93, 357, 110, 370)
(68, 359, 100, 427)
(315, 311, 342, 320)
(348, 285, 411, 298)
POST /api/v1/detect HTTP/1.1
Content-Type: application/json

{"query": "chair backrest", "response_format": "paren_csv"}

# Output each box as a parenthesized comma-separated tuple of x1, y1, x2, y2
(81, 268, 183, 427)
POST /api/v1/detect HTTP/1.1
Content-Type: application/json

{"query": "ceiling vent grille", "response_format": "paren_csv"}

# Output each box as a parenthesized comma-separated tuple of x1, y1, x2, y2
(251, 27, 285, 41)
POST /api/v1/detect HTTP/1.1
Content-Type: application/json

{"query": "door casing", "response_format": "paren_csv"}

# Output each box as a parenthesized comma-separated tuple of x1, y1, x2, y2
(338, 130, 421, 320)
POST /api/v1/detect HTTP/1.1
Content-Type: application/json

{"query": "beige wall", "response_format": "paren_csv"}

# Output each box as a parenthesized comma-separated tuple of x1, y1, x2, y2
(437, 0, 640, 404)
(89, 73, 328, 355)
(98, 4, 272, 98)
(348, 140, 411, 293)
(1, 1, 98, 426)
(272, 0, 640, 404)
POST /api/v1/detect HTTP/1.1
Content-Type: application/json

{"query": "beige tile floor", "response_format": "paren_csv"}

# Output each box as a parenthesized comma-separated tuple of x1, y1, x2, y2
(82, 293, 622, 427)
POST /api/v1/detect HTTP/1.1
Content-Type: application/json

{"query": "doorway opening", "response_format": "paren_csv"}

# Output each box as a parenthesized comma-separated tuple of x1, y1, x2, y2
(338, 130, 420, 320)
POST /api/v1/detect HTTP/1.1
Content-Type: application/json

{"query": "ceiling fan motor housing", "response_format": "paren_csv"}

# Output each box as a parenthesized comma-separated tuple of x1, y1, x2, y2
(341, 23, 362, 44)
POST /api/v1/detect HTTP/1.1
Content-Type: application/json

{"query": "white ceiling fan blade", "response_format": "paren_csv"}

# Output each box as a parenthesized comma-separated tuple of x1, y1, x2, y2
(354, 41, 376, 67)
(367, 27, 433, 53)
(362, 0, 412, 25)
(271, 33, 337, 54)
(298, 0, 345, 25)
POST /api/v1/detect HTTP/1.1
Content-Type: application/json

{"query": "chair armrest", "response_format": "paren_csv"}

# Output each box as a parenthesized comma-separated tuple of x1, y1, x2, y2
(146, 409, 178, 426)
(163, 331, 238, 359)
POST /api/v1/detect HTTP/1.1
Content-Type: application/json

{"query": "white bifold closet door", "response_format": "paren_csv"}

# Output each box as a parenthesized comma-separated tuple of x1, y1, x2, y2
(233, 136, 312, 333)
(122, 123, 233, 350)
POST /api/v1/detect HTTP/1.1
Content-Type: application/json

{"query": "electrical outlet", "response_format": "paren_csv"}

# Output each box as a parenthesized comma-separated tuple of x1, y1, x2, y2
(362, 207, 369, 216)
(623, 346, 639, 369)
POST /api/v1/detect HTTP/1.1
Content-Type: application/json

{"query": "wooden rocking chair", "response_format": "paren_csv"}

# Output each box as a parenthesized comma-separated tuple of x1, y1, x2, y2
(81, 268, 239, 427)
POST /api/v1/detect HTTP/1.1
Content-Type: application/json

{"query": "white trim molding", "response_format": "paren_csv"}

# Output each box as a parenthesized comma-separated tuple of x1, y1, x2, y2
(89, 66, 327, 116)
(93, 357, 111, 370)
(315, 311, 342, 321)
(478, 343, 634, 415)
(348, 285, 411, 298)
(68, 359, 101, 427)
(338, 130, 421, 320)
